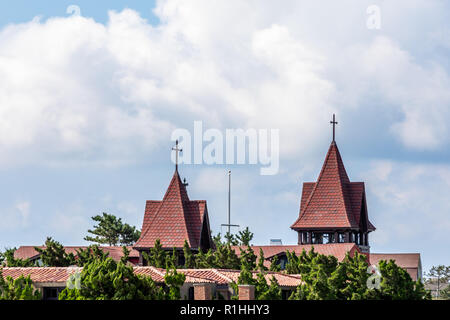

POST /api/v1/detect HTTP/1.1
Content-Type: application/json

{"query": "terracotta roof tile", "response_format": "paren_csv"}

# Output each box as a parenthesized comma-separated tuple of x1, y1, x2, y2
(14, 246, 139, 262)
(369, 253, 421, 281)
(233, 243, 360, 268)
(1, 267, 301, 287)
(291, 142, 375, 231)
(134, 170, 213, 250)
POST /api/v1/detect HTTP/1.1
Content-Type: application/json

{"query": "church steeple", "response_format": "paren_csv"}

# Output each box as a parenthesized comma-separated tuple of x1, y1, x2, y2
(133, 143, 215, 265)
(291, 115, 375, 253)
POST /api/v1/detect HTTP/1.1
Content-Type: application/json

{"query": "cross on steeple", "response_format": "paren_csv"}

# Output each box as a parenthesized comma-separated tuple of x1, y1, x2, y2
(172, 140, 182, 171)
(330, 114, 338, 142)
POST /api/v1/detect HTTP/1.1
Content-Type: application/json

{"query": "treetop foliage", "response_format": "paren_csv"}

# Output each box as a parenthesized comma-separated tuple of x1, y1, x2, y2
(84, 212, 140, 246)
(0, 271, 41, 300)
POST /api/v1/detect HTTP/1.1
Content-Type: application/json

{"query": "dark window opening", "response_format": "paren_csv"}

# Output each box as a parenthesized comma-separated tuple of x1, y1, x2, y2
(311, 233, 323, 244)
(188, 287, 194, 300)
(43, 287, 65, 300)
(282, 289, 293, 300)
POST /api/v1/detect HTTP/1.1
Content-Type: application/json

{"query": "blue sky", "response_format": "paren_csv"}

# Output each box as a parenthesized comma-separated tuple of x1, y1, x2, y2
(0, 1, 449, 273)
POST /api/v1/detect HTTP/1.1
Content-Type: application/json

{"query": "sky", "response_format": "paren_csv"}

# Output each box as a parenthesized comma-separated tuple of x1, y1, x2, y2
(0, 0, 449, 273)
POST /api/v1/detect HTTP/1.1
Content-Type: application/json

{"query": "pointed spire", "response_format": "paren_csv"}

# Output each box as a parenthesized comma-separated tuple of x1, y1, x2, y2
(163, 168, 190, 203)
(291, 141, 356, 229)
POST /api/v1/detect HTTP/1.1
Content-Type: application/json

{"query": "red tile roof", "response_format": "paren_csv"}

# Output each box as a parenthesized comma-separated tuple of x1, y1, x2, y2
(134, 170, 213, 250)
(233, 243, 361, 268)
(0, 267, 301, 287)
(14, 246, 139, 262)
(369, 253, 421, 281)
(0, 267, 80, 284)
(291, 142, 375, 231)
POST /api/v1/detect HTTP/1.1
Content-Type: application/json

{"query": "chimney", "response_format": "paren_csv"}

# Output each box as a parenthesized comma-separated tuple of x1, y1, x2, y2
(238, 284, 255, 300)
(194, 283, 212, 300)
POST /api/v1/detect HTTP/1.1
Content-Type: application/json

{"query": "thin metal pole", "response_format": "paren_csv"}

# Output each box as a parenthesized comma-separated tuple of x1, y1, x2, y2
(228, 170, 231, 234)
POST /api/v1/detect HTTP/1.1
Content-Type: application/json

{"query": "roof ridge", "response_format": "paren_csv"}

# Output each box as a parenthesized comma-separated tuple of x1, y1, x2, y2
(211, 269, 234, 283)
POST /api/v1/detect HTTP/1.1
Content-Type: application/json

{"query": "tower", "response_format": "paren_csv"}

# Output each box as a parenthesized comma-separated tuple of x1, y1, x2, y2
(290, 115, 375, 253)
(133, 141, 215, 265)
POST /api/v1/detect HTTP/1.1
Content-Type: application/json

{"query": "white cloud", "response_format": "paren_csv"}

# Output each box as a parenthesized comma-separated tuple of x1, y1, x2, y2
(364, 161, 450, 249)
(0, 1, 448, 168)
(0, 201, 31, 230)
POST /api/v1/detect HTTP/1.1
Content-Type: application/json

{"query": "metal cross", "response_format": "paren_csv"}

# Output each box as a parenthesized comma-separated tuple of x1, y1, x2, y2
(172, 140, 182, 171)
(330, 114, 338, 142)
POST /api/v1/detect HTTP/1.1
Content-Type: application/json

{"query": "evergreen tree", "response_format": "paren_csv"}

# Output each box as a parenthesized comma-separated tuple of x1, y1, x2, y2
(257, 248, 268, 272)
(237, 227, 253, 246)
(224, 232, 238, 246)
(165, 248, 178, 269)
(366, 259, 431, 300)
(239, 245, 257, 271)
(163, 267, 186, 300)
(195, 249, 215, 269)
(121, 246, 130, 265)
(35, 237, 76, 267)
(269, 255, 281, 272)
(440, 285, 450, 300)
(257, 275, 282, 300)
(426, 265, 450, 298)
(182, 240, 195, 268)
(142, 239, 167, 268)
(329, 252, 371, 300)
(212, 242, 240, 270)
(75, 245, 109, 266)
(58, 257, 165, 300)
(1, 248, 34, 267)
(0, 271, 41, 300)
(84, 212, 140, 246)
(288, 250, 431, 300)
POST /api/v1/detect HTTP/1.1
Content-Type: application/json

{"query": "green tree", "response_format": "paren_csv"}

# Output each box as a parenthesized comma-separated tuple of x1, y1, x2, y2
(58, 257, 165, 300)
(75, 245, 109, 266)
(269, 255, 281, 272)
(182, 240, 195, 268)
(211, 242, 240, 270)
(195, 249, 215, 269)
(142, 239, 167, 268)
(256, 274, 282, 300)
(366, 259, 431, 300)
(35, 237, 76, 267)
(440, 285, 450, 300)
(163, 268, 186, 300)
(237, 227, 253, 246)
(0, 271, 41, 300)
(121, 246, 130, 265)
(288, 249, 430, 300)
(224, 232, 238, 246)
(84, 212, 140, 246)
(1, 248, 34, 267)
(426, 265, 450, 298)
(239, 246, 257, 271)
(212, 233, 224, 247)
(233, 268, 281, 300)
(257, 248, 268, 272)
(165, 248, 178, 269)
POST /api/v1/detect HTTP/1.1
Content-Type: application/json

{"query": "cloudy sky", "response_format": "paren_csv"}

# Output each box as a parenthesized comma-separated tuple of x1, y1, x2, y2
(0, 0, 449, 272)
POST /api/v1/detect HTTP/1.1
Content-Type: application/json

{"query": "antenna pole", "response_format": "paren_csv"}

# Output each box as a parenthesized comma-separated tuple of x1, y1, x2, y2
(228, 170, 231, 234)
(221, 170, 239, 235)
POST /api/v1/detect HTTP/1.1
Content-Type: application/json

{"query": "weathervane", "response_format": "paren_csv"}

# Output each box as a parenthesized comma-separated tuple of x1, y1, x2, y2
(172, 140, 182, 171)
(330, 114, 338, 142)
